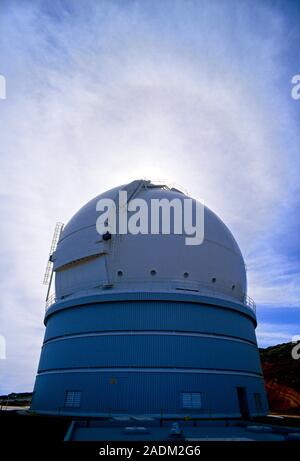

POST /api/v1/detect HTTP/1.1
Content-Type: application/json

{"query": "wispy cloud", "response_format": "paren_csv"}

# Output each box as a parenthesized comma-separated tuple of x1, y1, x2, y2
(0, 0, 299, 392)
(247, 245, 300, 307)
(256, 322, 297, 348)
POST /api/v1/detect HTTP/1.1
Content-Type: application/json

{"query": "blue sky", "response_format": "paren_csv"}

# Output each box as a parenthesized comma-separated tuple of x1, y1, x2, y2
(0, 0, 299, 393)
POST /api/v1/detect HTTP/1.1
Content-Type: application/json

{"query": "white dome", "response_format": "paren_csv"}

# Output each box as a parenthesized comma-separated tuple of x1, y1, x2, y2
(52, 180, 247, 303)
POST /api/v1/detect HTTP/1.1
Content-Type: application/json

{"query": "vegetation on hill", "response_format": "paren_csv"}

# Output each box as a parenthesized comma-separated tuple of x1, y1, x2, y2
(259, 342, 300, 413)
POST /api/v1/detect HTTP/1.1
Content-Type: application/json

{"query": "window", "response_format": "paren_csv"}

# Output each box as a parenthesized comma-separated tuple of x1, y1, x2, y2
(65, 391, 81, 408)
(254, 393, 263, 412)
(182, 392, 202, 409)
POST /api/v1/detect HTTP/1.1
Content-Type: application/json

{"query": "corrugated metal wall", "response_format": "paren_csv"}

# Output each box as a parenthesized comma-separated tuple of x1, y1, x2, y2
(32, 370, 268, 416)
(38, 335, 260, 372)
(44, 300, 257, 342)
(32, 296, 267, 417)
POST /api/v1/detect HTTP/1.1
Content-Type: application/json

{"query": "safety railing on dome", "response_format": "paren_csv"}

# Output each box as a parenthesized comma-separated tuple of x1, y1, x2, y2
(243, 294, 256, 314)
(45, 285, 257, 316)
(45, 293, 57, 310)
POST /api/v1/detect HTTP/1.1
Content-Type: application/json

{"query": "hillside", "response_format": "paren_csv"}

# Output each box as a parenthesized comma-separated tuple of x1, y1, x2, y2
(259, 342, 300, 413)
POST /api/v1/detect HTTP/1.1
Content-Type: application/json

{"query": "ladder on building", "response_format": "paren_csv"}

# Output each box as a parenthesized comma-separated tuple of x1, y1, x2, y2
(43, 222, 64, 304)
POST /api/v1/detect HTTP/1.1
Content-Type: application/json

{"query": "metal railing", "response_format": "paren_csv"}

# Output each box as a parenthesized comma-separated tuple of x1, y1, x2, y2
(45, 293, 57, 310)
(44, 285, 256, 315)
(243, 294, 256, 314)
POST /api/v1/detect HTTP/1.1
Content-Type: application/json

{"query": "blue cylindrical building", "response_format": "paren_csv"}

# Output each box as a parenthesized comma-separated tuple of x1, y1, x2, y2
(31, 180, 268, 418)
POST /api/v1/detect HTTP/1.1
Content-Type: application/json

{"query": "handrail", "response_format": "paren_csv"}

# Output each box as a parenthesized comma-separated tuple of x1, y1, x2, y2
(243, 294, 256, 314)
(45, 293, 57, 310)
(45, 286, 256, 315)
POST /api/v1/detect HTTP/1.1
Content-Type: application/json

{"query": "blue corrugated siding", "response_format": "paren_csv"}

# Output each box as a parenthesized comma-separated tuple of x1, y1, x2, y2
(32, 296, 267, 417)
(32, 371, 268, 416)
(44, 301, 256, 343)
(38, 334, 261, 373)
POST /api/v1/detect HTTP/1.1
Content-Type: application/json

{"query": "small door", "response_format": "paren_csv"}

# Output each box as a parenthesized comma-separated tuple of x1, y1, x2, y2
(236, 386, 250, 419)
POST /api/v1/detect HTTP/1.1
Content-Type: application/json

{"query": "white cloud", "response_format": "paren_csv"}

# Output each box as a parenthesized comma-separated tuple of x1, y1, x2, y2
(256, 322, 297, 348)
(246, 245, 300, 307)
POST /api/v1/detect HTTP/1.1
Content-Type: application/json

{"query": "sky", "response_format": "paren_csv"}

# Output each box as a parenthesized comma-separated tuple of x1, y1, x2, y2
(0, 0, 299, 393)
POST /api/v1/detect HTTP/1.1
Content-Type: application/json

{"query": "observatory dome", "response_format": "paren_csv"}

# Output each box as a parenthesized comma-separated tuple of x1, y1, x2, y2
(31, 179, 267, 419)
(52, 180, 247, 305)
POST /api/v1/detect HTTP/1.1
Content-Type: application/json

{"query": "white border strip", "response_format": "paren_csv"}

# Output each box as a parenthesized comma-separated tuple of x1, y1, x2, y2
(38, 367, 262, 378)
(44, 330, 256, 347)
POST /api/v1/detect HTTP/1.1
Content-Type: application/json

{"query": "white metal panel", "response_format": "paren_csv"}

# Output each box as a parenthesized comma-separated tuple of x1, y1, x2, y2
(55, 254, 108, 298)
(53, 226, 107, 270)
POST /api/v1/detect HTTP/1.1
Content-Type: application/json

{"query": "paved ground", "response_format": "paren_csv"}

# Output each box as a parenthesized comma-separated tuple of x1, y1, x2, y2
(67, 417, 300, 441)
(1, 409, 299, 442)
(72, 425, 286, 441)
